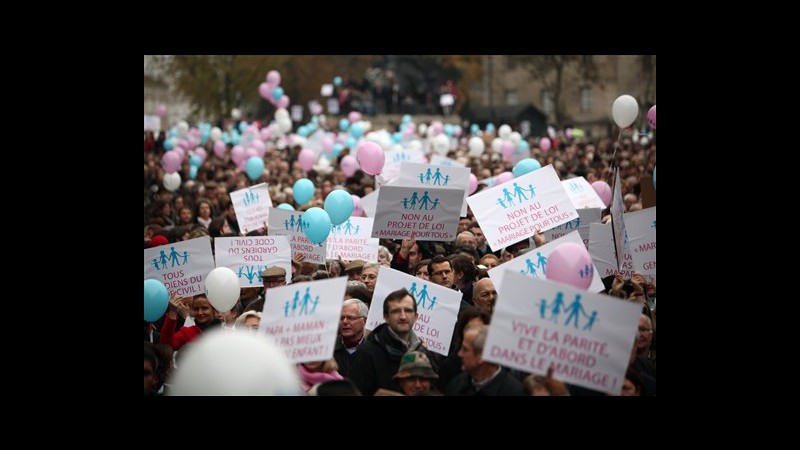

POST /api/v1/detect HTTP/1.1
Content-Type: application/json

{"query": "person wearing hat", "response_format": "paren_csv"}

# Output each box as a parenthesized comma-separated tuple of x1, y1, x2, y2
(244, 267, 288, 313)
(344, 259, 366, 281)
(393, 351, 440, 396)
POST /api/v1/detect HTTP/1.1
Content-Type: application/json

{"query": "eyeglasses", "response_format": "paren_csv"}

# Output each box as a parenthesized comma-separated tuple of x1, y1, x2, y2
(431, 269, 452, 276)
(638, 327, 653, 333)
(340, 315, 364, 322)
(144, 369, 154, 377)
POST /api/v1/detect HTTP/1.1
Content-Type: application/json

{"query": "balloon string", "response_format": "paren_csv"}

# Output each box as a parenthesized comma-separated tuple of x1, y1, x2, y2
(608, 128, 623, 186)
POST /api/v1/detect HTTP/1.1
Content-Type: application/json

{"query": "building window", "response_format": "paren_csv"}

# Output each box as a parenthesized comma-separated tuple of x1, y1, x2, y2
(542, 89, 555, 114)
(505, 89, 518, 106)
(580, 87, 592, 112)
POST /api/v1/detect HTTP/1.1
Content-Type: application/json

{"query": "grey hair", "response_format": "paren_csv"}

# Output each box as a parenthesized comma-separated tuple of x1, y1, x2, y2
(234, 310, 262, 328)
(467, 324, 489, 355)
(378, 245, 393, 263)
(342, 298, 369, 318)
(362, 262, 381, 272)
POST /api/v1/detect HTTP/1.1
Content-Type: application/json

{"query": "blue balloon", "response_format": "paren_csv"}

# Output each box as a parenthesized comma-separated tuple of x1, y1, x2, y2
(189, 165, 198, 180)
(402, 114, 412, 124)
(653, 166, 656, 189)
(470, 123, 480, 135)
(144, 279, 169, 322)
(277, 203, 295, 211)
(302, 207, 332, 244)
(293, 178, 315, 205)
(297, 125, 310, 137)
(272, 87, 284, 101)
(238, 122, 248, 133)
(444, 124, 454, 136)
(334, 76, 342, 86)
(339, 118, 350, 132)
(163, 138, 174, 151)
(231, 134, 241, 145)
(189, 154, 202, 168)
(324, 189, 354, 226)
(345, 137, 356, 149)
(350, 122, 364, 138)
(200, 129, 210, 145)
(517, 140, 530, 151)
(513, 158, 542, 178)
(245, 156, 264, 181)
(169, 128, 178, 138)
(486, 123, 495, 133)
(392, 132, 402, 144)
(332, 143, 344, 158)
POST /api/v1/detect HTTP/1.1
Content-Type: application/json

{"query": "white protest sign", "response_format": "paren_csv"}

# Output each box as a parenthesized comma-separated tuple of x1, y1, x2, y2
(562, 177, 606, 210)
(483, 272, 641, 395)
(624, 207, 656, 276)
(213, 236, 292, 287)
(260, 277, 347, 364)
(468, 165, 578, 252)
(372, 185, 463, 241)
(144, 115, 161, 131)
(325, 216, 380, 261)
(440, 94, 455, 107)
(429, 154, 466, 167)
(588, 223, 634, 280)
(268, 208, 327, 265)
(365, 267, 459, 356)
(383, 147, 427, 181)
(361, 189, 379, 217)
(321, 84, 334, 97)
(289, 105, 302, 122)
(144, 237, 215, 298)
(308, 100, 323, 116)
(327, 98, 340, 115)
(489, 231, 605, 295)
(610, 168, 629, 271)
(543, 208, 602, 248)
(398, 162, 469, 216)
(230, 183, 273, 234)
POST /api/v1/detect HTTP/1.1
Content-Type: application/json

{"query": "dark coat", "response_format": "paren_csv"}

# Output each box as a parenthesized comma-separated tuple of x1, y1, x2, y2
(445, 368, 524, 396)
(348, 323, 427, 395)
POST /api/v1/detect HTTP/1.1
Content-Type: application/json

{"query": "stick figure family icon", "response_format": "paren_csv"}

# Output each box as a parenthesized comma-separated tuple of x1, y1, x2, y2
(537, 292, 599, 331)
(242, 190, 259, 206)
(330, 219, 360, 235)
(418, 168, 450, 186)
(151, 247, 190, 270)
(496, 183, 537, 209)
(407, 282, 437, 310)
(284, 287, 320, 317)
(283, 215, 310, 232)
(401, 192, 439, 211)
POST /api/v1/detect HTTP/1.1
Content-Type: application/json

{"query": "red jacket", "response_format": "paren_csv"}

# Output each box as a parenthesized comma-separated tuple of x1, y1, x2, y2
(160, 315, 202, 351)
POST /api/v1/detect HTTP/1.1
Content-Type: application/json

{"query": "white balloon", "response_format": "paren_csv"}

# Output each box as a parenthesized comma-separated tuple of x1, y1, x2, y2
(275, 108, 290, 122)
(177, 121, 189, 137)
(278, 117, 292, 134)
(231, 108, 242, 120)
(468, 137, 485, 157)
(491, 137, 503, 152)
(163, 172, 181, 192)
(204, 267, 240, 312)
(291, 136, 307, 148)
(408, 140, 422, 153)
(418, 123, 428, 136)
(210, 127, 222, 142)
(509, 131, 521, 145)
(433, 134, 449, 155)
(498, 124, 512, 140)
(169, 330, 302, 396)
(612, 94, 639, 128)
(640, 136, 650, 146)
(547, 126, 556, 139)
(362, 121, 372, 132)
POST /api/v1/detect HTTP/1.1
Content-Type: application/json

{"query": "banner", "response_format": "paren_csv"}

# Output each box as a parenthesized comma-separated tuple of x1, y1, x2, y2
(561, 177, 606, 210)
(144, 237, 214, 298)
(542, 208, 602, 248)
(214, 236, 292, 287)
(260, 277, 347, 364)
(483, 272, 641, 395)
(623, 207, 656, 276)
(588, 223, 634, 280)
(325, 216, 379, 261)
(372, 185, 463, 241)
(364, 267, 460, 356)
(468, 165, 578, 251)
(398, 162, 469, 216)
(268, 208, 327, 265)
(230, 183, 273, 234)
(610, 168, 629, 270)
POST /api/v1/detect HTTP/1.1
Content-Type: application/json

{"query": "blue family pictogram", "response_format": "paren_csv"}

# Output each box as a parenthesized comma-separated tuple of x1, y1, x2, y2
(331, 219, 360, 235)
(284, 287, 320, 317)
(651, 220, 656, 229)
(408, 281, 437, 310)
(537, 292, 599, 331)
(284, 215, 310, 232)
(401, 191, 439, 211)
(243, 190, 260, 206)
(497, 184, 537, 209)
(563, 217, 581, 229)
(152, 247, 190, 270)
(567, 180, 583, 193)
(417, 168, 451, 186)
(238, 264, 270, 283)
(392, 152, 410, 163)
(578, 264, 593, 279)
(519, 252, 548, 276)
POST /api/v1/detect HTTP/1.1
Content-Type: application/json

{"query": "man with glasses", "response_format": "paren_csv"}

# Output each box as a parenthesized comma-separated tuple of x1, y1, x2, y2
(334, 298, 368, 377)
(349, 288, 434, 395)
(428, 255, 455, 289)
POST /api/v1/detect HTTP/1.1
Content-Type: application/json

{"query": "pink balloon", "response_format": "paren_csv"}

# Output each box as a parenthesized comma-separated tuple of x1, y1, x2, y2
(250, 139, 266, 157)
(454, 126, 463, 137)
(245, 147, 258, 161)
(539, 137, 552, 152)
(501, 140, 515, 161)
(545, 242, 594, 290)
(591, 181, 612, 208)
(340, 155, 359, 177)
(566, 128, 573, 139)
(496, 171, 514, 185)
(337, 133, 348, 144)
(260, 127, 272, 141)
(430, 121, 443, 136)
(194, 147, 207, 162)
(231, 145, 246, 166)
(351, 195, 363, 216)
(298, 148, 316, 172)
(171, 147, 185, 162)
(468, 173, 478, 195)
(355, 142, 385, 176)
(647, 105, 656, 129)
(162, 151, 182, 174)
(322, 136, 334, 153)
(266, 70, 281, 85)
(213, 140, 227, 158)
(259, 82, 274, 100)
(277, 95, 290, 109)
(348, 112, 362, 124)
(177, 139, 190, 150)
(156, 104, 167, 117)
